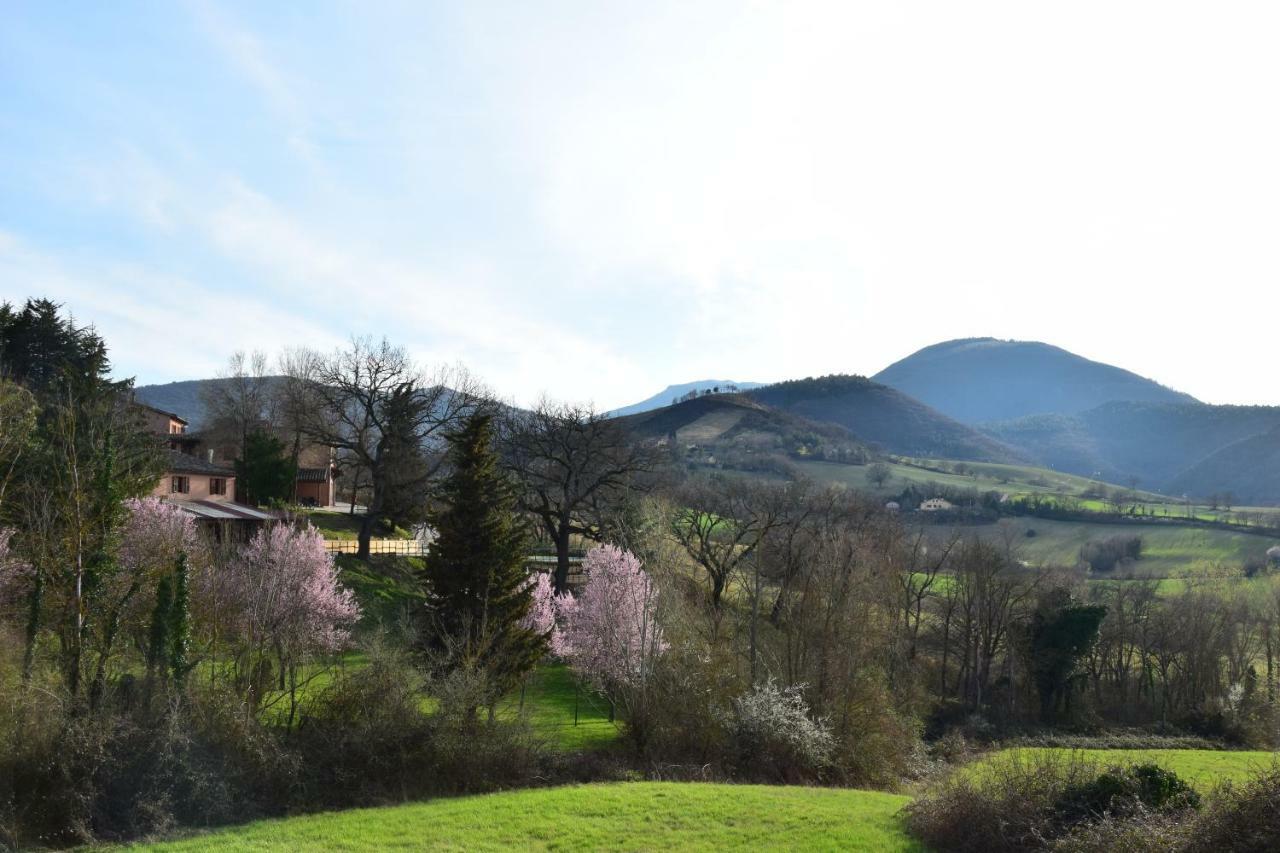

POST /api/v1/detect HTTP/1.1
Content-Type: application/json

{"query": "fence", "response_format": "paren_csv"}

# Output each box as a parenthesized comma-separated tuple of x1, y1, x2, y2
(322, 538, 427, 556)
(321, 541, 594, 580)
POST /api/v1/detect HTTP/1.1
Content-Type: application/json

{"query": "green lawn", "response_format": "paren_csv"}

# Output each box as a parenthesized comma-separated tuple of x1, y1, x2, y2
(496, 663, 620, 750)
(130, 782, 919, 852)
(975, 748, 1280, 789)
(300, 509, 414, 541)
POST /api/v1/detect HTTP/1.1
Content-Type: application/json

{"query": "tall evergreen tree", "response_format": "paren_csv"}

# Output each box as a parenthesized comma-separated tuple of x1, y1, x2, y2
(0, 298, 114, 396)
(419, 411, 545, 698)
(235, 429, 296, 506)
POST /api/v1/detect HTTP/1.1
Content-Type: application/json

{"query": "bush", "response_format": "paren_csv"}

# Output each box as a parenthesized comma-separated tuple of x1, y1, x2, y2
(293, 646, 434, 805)
(721, 682, 833, 782)
(904, 752, 1199, 852)
(1183, 766, 1280, 852)
(1080, 535, 1144, 573)
(1055, 763, 1200, 825)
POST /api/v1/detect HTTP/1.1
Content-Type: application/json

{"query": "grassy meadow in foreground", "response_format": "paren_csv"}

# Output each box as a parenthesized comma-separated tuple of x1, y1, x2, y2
(130, 783, 919, 852)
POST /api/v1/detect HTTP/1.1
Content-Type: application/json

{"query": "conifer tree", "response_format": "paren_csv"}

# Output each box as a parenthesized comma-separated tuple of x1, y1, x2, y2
(419, 411, 545, 698)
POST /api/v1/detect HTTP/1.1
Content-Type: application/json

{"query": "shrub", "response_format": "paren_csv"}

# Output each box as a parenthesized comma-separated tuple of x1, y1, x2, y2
(905, 752, 1199, 852)
(1055, 763, 1200, 825)
(1183, 766, 1280, 852)
(720, 681, 833, 782)
(293, 645, 433, 805)
(1080, 535, 1144, 573)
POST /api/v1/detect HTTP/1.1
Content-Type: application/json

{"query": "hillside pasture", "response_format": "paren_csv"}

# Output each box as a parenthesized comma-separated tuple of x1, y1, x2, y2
(971, 747, 1279, 790)
(966, 518, 1278, 577)
(132, 783, 920, 852)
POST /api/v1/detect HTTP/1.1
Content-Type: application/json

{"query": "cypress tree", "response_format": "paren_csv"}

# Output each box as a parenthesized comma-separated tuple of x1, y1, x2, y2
(419, 411, 545, 696)
(169, 553, 191, 686)
(147, 574, 173, 684)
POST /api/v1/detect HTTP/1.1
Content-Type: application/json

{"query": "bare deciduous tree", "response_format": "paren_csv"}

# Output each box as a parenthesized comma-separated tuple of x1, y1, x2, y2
(503, 400, 655, 592)
(283, 338, 478, 559)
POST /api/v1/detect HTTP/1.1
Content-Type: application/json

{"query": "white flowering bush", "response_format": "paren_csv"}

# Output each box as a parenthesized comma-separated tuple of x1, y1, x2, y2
(722, 681, 833, 781)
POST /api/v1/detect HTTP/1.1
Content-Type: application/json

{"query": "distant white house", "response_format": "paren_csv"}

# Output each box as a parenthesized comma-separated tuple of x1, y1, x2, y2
(920, 498, 953, 512)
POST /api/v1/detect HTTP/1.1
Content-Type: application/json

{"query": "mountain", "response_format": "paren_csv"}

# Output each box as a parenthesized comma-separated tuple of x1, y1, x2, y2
(746, 375, 1025, 462)
(619, 392, 870, 470)
(1166, 424, 1280, 505)
(611, 380, 764, 417)
(873, 338, 1198, 424)
(133, 378, 239, 428)
(984, 401, 1280, 492)
(134, 377, 293, 429)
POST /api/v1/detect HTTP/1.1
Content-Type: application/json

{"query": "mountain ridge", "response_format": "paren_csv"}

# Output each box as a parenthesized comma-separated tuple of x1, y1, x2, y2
(873, 337, 1198, 424)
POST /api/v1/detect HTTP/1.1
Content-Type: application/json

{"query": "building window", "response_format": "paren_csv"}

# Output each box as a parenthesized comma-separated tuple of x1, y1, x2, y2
(171, 476, 190, 494)
(210, 477, 226, 496)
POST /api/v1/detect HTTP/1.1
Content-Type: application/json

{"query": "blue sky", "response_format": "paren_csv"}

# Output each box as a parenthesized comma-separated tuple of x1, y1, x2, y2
(2, 2, 1278, 409)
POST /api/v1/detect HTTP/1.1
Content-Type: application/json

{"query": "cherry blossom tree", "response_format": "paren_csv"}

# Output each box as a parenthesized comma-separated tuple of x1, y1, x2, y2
(521, 570, 561, 644)
(555, 544, 666, 737)
(215, 523, 361, 718)
(120, 498, 204, 575)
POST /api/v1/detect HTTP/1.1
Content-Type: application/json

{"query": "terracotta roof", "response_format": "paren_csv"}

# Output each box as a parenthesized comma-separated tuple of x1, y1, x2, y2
(164, 449, 234, 476)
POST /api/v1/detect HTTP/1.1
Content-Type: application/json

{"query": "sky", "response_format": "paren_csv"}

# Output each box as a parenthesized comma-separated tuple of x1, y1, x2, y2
(2, 1, 1279, 410)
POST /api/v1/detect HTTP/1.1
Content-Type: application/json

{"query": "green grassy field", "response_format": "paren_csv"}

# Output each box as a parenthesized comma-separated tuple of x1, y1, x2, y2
(795, 458, 1152, 501)
(972, 747, 1280, 789)
(131, 782, 919, 852)
(795, 460, 1280, 527)
(978, 518, 1278, 576)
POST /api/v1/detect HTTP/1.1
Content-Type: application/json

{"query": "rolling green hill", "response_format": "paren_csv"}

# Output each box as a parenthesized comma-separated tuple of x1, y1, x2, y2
(133, 782, 920, 852)
(972, 518, 1278, 576)
(620, 393, 870, 470)
(747, 375, 1023, 463)
(873, 338, 1196, 424)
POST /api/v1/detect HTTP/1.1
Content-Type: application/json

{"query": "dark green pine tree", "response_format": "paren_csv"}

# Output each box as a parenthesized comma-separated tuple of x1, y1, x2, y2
(419, 411, 545, 696)
(235, 429, 297, 506)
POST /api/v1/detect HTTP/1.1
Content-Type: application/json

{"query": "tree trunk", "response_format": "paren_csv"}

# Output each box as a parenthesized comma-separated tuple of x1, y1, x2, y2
(553, 525, 572, 593)
(357, 512, 377, 560)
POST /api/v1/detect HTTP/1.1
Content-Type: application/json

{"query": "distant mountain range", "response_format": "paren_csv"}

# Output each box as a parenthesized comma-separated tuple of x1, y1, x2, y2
(873, 338, 1198, 424)
(140, 338, 1280, 504)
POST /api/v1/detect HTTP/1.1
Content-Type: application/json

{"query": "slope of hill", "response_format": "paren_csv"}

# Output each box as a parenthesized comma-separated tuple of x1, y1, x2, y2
(747, 375, 1024, 463)
(873, 338, 1197, 423)
(134, 377, 289, 429)
(1167, 424, 1280, 505)
(133, 379, 220, 427)
(611, 379, 764, 417)
(620, 393, 870, 469)
(985, 402, 1280, 493)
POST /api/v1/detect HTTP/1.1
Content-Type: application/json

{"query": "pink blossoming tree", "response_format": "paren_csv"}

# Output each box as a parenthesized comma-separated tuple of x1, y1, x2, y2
(120, 497, 205, 577)
(521, 570, 561, 644)
(553, 545, 666, 744)
(214, 523, 361, 718)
